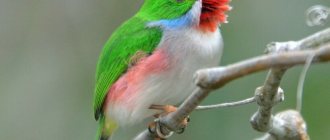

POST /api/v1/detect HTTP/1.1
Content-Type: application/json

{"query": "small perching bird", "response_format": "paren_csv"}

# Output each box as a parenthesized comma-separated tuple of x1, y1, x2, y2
(93, 0, 231, 139)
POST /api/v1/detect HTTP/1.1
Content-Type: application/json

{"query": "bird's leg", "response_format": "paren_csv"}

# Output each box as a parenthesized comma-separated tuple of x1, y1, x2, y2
(149, 105, 190, 126)
(148, 104, 190, 139)
(149, 105, 177, 115)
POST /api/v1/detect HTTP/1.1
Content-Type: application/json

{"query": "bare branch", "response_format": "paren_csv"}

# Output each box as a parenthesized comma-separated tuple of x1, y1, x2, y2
(248, 29, 330, 140)
(265, 28, 330, 53)
(250, 73, 285, 132)
(135, 28, 330, 140)
(161, 88, 211, 131)
(194, 44, 330, 89)
(255, 110, 309, 140)
(299, 28, 330, 49)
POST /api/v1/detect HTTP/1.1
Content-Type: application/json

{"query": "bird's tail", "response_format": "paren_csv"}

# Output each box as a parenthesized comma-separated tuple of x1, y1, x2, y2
(95, 115, 117, 140)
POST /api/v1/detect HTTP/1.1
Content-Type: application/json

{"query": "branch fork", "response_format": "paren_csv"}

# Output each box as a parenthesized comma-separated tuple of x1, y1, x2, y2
(135, 28, 330, 140)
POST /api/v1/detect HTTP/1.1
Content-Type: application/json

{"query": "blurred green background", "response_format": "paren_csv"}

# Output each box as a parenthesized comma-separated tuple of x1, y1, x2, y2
(1, 0, 329, 140)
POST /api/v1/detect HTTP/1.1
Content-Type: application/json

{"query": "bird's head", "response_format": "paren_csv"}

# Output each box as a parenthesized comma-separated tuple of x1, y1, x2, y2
(138, 0, 231, 32)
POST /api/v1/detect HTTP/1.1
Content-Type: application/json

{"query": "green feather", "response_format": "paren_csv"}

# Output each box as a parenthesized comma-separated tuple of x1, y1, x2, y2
(93, 0, 195, 121)
(93, 17, 162, 120)
(93, 1, 196, 138)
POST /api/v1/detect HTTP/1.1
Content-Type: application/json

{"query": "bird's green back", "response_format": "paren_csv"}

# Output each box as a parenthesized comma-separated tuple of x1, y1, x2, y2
(93, 16, 162, 119)
(93, 0, 196, 120)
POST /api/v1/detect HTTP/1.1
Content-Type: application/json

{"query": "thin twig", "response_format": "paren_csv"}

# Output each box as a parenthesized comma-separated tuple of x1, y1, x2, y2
(296, 53, 315, 112)
(196, 97, 255, 110)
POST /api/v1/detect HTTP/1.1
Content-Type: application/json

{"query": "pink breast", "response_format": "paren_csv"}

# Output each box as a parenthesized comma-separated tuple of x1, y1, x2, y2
(105, 49, 170, 109)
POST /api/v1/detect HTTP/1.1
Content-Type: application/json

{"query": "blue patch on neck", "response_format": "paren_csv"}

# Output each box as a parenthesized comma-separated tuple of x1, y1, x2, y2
(147, 9, 198, 30)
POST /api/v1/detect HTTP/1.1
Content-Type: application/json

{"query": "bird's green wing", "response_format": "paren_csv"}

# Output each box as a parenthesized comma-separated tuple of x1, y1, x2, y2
(93, 16, 162, 120)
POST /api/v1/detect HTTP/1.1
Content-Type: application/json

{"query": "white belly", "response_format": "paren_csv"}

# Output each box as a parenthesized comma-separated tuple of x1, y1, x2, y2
(150, 28, 223, 105)
(109, 28, 223, 126)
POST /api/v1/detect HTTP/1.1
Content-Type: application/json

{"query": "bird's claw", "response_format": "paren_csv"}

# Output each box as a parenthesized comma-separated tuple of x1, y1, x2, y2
(148, 104, 190, 139)
(176, 115, 190, 134)
(148, 118, 174, 140)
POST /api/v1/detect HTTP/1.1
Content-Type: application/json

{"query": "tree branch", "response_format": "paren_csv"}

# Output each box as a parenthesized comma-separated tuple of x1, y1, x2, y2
(249, 28, 330, 140)
(134, 28, 330, 140)
(250, 69, 285, 132)
(255, 110, 309, 140)
(195, 44, 330, 90)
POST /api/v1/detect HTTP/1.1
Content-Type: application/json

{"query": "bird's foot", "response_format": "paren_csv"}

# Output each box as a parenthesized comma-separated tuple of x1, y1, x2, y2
(148, 104, 190, 139)
(149, 105, 190, 128)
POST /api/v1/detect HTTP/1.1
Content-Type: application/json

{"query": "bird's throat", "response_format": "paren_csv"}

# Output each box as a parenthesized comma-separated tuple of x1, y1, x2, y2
(199, 0, 231, 32)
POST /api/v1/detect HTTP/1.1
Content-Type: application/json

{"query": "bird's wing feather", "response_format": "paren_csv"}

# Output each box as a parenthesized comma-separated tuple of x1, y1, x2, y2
(93, 16, 162, 120)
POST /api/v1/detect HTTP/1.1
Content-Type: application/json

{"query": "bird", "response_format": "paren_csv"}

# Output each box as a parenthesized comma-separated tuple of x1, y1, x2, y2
(93, 0, 231, 139)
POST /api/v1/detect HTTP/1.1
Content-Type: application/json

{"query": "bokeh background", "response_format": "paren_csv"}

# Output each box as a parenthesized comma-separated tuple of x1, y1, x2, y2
(1, 0, 330, 139)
